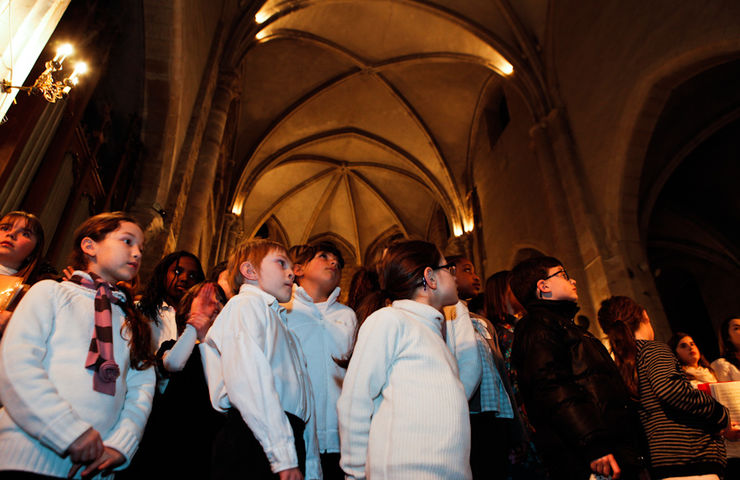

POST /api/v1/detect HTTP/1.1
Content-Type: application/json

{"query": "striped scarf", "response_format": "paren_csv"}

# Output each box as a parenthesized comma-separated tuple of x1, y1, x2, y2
(67, 272, 123, 396)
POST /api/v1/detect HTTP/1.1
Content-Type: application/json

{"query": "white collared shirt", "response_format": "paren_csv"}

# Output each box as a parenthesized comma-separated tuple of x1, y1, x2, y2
(202, 283, 321, 478)
(0, 264, 18, 276)
(282, 284, 357, 453)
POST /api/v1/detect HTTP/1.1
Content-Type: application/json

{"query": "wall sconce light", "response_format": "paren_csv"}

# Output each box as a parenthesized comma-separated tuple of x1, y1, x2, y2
(1, 43, 88, 103)
(453, 223, 464, 237)
(231, 201, 243, 216)
(463, 219, 474, 233)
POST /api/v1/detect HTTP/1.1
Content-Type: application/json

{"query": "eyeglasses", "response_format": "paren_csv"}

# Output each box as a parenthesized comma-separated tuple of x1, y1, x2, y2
(544, 269, 570, 281)
(432, 263, 456, 276)
(417, 263, 456, 289)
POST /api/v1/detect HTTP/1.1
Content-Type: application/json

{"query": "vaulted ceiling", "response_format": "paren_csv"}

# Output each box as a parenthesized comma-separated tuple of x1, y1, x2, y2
(227, 0, 549, 264)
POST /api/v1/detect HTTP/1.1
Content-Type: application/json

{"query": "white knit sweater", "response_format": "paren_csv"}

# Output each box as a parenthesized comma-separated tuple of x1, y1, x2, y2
(0, 276, 155, 478)
(337, 300, 471, 480)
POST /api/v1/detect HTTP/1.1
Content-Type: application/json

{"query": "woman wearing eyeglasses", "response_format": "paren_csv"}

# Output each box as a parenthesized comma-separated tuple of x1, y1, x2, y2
(337, 241, 473, 479)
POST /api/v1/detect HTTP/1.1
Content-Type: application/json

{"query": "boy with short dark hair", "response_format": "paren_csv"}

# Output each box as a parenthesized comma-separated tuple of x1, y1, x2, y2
(203, 239, 321, 480)
(283, 241, 356, 479)
(510, 256, 643, 480)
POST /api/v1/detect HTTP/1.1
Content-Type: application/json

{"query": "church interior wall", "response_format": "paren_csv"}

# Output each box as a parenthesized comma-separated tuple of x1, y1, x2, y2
(473, 84, 555, 275)
(551, 0, 740, 226)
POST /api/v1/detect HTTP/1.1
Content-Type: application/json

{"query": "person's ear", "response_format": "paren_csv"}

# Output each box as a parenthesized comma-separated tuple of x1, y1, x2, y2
(80, 237, 97, 258)
(536, 278, 551, 299)
(239, 261, 258, 281)
(293, 263, 304, 278)
(423, 266, 437, 291)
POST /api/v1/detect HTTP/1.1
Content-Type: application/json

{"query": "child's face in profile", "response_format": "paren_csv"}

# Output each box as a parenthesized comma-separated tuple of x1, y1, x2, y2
(435, 256, 459, 308)
(541, 265, 577, 302)
(257, 249, 295, 303)
(86, 221, 144, 284)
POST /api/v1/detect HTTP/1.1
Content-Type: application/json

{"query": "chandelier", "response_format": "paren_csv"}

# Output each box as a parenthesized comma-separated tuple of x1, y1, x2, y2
(1, 43, 88, 103)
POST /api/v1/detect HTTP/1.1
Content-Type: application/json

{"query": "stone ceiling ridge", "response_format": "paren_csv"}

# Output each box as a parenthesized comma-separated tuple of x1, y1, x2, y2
(229, 0, 546, 262)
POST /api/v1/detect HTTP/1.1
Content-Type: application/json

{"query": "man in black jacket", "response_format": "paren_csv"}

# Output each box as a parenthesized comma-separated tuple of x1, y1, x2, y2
(510, 256, 643, 480)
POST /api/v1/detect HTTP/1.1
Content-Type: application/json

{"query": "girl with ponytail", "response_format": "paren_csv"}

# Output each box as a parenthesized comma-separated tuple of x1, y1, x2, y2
(337, 240, 471, 479)
(598, 296, 729, 480)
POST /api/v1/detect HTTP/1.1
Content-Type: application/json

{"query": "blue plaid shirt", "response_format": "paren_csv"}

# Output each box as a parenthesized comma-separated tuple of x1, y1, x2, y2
(469, 315, 514, 418)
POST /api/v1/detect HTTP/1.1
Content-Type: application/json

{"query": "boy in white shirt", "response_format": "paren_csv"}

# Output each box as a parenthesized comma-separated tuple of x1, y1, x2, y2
(203, 239, 321, 480)
(283, 242, 357, 479)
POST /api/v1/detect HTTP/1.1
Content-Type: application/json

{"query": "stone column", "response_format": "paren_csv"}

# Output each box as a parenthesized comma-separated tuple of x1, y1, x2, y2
(528, 109, 670, 340)
(177, 71, 239, 254)
(213, 212, 237, 262)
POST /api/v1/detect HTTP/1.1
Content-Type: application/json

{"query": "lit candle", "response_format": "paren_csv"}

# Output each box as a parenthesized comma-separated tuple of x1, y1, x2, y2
(68, 61, 88, 83)
(53, 44, 74, 64)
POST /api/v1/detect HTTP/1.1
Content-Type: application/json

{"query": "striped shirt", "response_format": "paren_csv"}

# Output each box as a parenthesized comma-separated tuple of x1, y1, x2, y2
(635, 340, 728, 478)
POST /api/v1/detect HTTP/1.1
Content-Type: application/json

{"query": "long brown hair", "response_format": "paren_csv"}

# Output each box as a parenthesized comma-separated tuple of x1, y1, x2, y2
(69, 212, 153, 370)
(335, 240, 442, 369)
(0, 211, 45, 283)
(597, 295, 645, 398)
(354, 240, 442, 326)
(484, 270, 525, 325)
(346, 267, 380, 313)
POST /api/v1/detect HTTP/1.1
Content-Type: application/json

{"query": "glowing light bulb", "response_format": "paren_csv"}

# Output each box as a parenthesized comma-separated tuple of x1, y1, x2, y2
(73, 62, 88, 75)
(68, 62, 88, 84)
(500, 62, 514, 76)
(255, 9, 272, 24)
(54, 43, 74, 64)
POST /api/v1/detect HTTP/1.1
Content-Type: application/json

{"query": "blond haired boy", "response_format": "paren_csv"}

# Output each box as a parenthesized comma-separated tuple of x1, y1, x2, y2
(203, 239, 321, 480)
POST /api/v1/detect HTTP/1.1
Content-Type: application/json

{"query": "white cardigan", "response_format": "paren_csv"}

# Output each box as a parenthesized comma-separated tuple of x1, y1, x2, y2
(0, 276, 155, 478)
(337, 300, 471, 480)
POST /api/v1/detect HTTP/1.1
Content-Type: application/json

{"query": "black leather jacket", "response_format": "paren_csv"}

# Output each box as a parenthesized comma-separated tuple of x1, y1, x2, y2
(511, 300, 644, 480)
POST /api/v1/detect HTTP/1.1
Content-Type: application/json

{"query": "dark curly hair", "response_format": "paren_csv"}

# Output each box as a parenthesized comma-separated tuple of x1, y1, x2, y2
(138, 251, 204, 323)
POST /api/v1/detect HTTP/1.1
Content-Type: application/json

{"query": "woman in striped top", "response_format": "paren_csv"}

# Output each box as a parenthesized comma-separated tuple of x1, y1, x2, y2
(598, 296, 729, 480)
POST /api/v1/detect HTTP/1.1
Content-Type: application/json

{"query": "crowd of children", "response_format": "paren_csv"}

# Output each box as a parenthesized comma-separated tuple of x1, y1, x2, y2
(0, 209, 739, 480)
